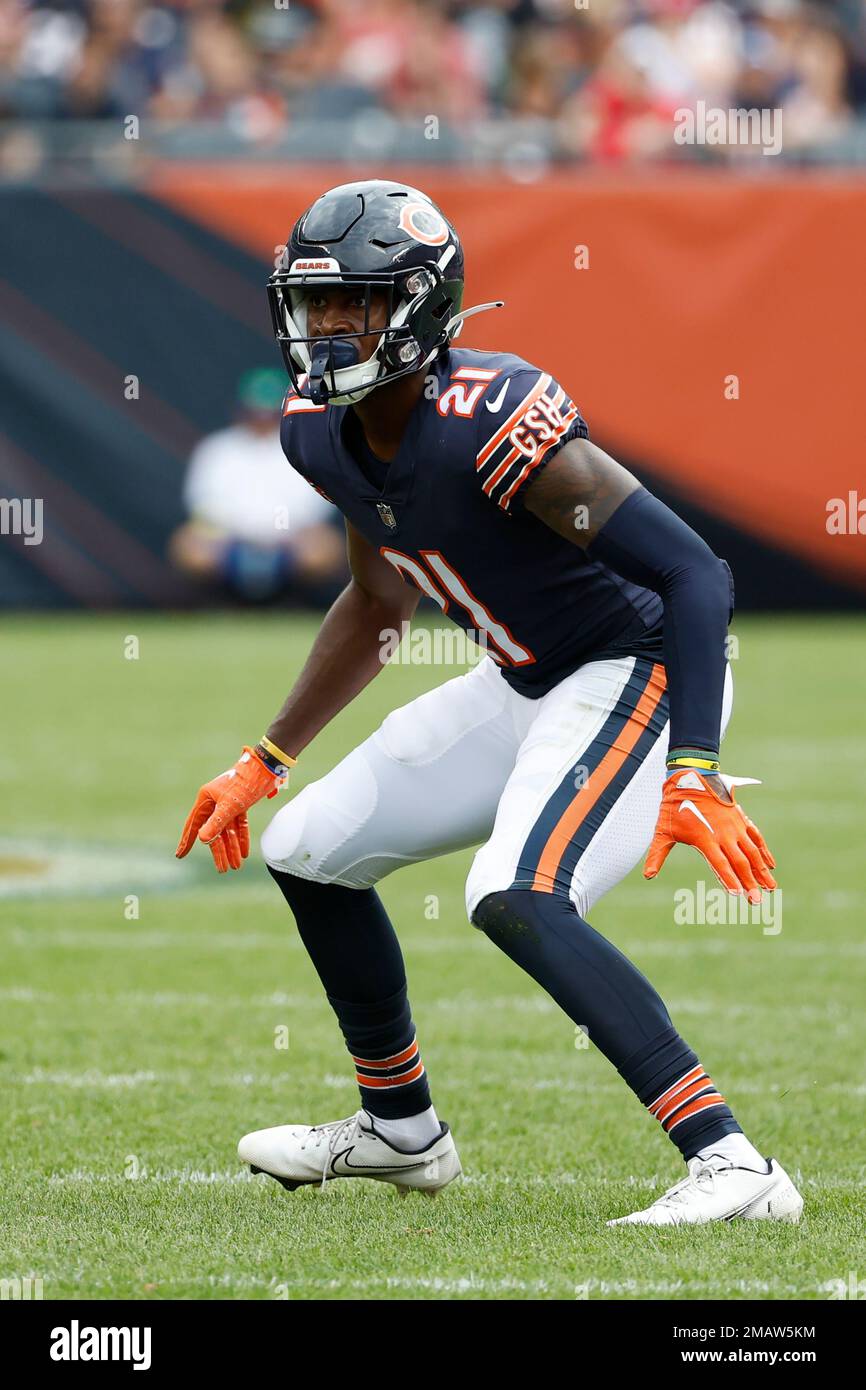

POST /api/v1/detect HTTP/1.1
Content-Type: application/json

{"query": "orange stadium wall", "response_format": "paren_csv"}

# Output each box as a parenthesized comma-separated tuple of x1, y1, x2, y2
(1, 168, 864, 608)
(152, 167, 866, 597)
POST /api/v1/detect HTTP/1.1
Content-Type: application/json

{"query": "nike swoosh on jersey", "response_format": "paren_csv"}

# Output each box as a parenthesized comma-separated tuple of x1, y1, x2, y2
(678, 799, 715, 833)
(484, 379, 510, 412)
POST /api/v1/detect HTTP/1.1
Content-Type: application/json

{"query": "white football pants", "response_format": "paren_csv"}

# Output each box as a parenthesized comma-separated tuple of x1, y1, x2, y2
(261, 655, 733, 921)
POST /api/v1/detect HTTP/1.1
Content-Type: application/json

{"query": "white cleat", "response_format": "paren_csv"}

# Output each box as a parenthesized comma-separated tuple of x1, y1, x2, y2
(607, 1155, 804, 1227)
(238, 1109, 462, 1196)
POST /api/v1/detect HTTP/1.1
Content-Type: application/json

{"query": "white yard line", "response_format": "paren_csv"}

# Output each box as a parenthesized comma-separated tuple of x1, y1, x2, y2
(2, 986, 862, 1036)
(40, 1164, 862, 1192)
(154, 1272, 816, 1296)
(47, 1168, 255, 1186)
(11, 1066, 864, 1100)
(18, 1068, 160, 1088)
(4, 926, 864, 957)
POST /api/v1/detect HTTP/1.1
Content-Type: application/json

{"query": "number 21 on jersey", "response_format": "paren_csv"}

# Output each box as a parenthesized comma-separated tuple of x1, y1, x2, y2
(380, 547, 535, 668)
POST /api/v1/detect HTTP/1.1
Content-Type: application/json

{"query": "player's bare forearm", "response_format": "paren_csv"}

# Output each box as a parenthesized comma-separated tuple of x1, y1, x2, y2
(265, 522, 419, 758)
(176, 542, 417, 871)
(522, 437, 641, 544)
(264, 580, 415, 756)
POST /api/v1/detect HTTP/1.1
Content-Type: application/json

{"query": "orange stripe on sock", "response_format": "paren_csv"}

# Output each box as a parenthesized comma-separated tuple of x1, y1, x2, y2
(655, 1077, 714, 1126)
(532, 663, 667, 893)
(648, 1064, 705, 1115)
(353, 1040, 418, 1069)
(665, 1094, 727, 1132)
(357, 1060, 426, 1089)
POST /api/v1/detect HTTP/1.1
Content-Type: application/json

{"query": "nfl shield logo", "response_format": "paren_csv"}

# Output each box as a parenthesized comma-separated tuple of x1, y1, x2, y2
(377, 502, 397, 529)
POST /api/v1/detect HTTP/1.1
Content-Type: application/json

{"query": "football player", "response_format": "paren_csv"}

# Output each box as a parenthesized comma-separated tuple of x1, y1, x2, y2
(177, 181, 802, 1225)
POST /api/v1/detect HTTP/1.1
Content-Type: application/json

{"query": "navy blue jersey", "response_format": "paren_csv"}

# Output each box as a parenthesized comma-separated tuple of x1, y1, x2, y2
(280, 347, 663, 696)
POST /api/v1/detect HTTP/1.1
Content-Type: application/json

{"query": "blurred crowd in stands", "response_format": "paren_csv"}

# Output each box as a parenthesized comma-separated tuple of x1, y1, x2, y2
(2, 0, 866, 162)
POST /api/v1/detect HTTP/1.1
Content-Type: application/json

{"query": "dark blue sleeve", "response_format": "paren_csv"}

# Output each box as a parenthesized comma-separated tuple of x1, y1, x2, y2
(280, 404, 336, 504)
(587, 487, 735, 757)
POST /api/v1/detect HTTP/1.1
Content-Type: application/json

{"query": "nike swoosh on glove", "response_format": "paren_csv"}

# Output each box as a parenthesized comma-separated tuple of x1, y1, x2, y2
(644, 770, 777, 903)
(175, 747, 286, 873)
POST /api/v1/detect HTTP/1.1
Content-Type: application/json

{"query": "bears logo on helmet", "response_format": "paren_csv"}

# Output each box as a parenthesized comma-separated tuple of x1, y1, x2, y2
(397, 202, 450, 247)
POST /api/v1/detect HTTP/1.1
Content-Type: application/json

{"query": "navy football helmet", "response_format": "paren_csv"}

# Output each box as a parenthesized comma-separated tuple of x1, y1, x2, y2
(267, 180, 502, 405)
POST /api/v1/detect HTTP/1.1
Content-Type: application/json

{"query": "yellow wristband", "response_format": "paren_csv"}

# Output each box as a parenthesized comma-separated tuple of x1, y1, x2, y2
(666, 756, 719, 771)
(260, 735, 298, 768)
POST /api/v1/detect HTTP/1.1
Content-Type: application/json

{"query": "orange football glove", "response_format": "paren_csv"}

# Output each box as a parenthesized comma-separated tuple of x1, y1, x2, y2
(644, 769, 776, 903)
(175, 747, 287, 874)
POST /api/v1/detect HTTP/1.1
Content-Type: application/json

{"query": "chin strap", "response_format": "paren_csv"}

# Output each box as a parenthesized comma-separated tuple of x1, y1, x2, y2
(322, 299, 507, 405)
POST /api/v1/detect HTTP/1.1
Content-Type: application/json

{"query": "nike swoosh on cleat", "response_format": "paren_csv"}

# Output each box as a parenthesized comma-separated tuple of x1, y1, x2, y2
(724, 1186, 778, 1220)
(678, 799, 715, 833)
(484, 380, 510, 412)
(330, 1146, 428, 1175)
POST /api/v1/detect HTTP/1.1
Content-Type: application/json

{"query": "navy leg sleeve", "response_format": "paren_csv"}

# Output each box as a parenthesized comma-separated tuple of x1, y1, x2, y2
(268, 869, 433, 1120)
(473, 887, 742, 1159)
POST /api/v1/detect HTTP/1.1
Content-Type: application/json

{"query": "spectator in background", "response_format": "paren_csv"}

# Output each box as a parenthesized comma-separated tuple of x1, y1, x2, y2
(150, 4, 287, 138)
(778, 4, 855, 151)
(508, 15, 588, 119)
(3, 0, 866, 162)
(558, 14, 684, 162)
(170, 367, 347, 605)
(283, 0, 486, 122)
(0, 0, 85, 118)
(63, 0, 140, 118)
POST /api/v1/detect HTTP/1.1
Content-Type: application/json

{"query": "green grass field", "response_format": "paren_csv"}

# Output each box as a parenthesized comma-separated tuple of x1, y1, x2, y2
(1, 612, 864, 1301)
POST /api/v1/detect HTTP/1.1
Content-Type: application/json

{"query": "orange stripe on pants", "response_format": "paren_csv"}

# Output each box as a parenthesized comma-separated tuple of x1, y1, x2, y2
(532, 662, 667, 893)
